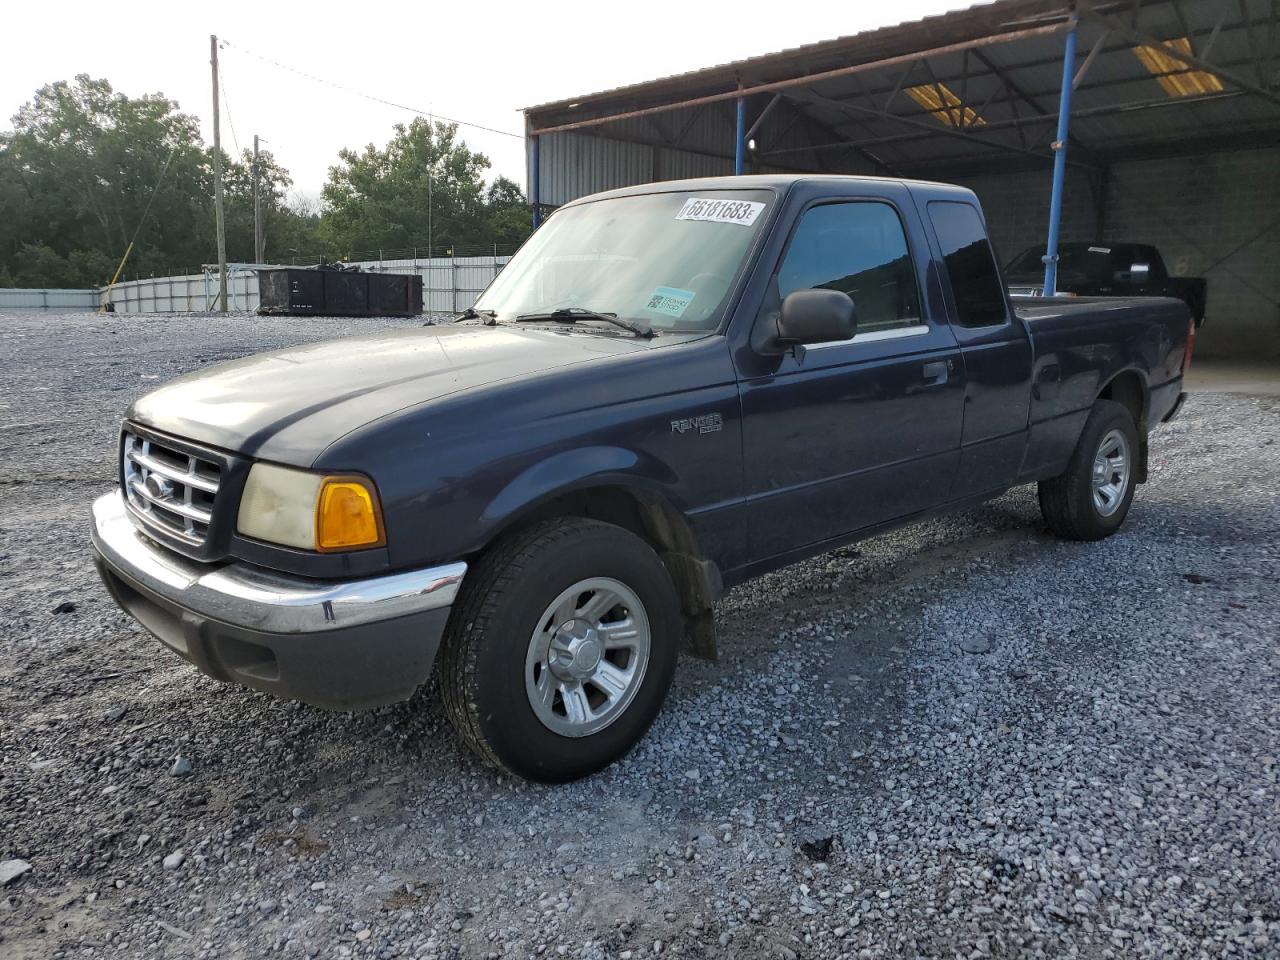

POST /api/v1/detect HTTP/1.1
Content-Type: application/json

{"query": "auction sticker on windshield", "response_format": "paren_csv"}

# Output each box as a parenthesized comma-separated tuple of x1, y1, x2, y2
(676, 197, 766, 226)
(646, 286, 695, 318)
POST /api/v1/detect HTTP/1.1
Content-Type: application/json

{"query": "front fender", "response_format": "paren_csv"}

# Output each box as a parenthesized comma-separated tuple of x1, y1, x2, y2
(479, 445, 682, 531)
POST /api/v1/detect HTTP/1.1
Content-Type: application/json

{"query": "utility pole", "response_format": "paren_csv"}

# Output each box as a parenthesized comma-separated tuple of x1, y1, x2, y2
(252, 134, 264, 264)
(210, 34, 229, 312)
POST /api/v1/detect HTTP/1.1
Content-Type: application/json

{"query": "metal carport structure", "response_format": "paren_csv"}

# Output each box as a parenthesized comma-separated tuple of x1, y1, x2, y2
(523, 0, 1280, 357)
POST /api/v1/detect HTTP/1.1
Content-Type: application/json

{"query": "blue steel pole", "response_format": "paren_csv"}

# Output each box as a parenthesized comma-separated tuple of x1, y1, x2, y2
(734, 97, 746, 175)
(1042, 19, 1078, 297)
(531, 134, 542, 229)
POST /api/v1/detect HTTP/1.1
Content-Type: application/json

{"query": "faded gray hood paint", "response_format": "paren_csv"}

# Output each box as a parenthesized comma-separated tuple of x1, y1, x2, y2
(128, 323, 654, 465)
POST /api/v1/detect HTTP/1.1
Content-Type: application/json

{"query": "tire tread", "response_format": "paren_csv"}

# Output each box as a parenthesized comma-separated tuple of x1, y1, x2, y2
(438, 517, 648, 776)
(1038, 399, 1136, 541)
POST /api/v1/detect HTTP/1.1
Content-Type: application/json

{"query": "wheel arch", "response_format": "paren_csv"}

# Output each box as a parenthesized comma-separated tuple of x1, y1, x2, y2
(1097, 369, 1148, 426)
(1096, 368, 1150, 483)
(475, 451, 722, 659)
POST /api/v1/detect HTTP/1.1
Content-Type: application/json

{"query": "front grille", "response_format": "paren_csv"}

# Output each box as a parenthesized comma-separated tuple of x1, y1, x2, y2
(122, 431, 222, 546)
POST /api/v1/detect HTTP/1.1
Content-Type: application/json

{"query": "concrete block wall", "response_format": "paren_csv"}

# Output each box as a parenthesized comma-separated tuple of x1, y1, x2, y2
(1105, 149, 1279, 359)
(955, 166, 1098, 268)
(956, 147, 1280, 359)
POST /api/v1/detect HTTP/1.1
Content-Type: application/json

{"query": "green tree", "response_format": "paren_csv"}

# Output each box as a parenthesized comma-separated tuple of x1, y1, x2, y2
(321, 118, 495, 258)
(269, 193, 331, 265)
(0, 77, 529, 287)
(0, 75, 212, 285)
(220, 147, 328, 264)
(484, 176, 532, 250)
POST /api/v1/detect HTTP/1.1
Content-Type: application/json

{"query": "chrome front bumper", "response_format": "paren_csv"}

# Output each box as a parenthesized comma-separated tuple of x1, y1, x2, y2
(90, 490, 467, 709)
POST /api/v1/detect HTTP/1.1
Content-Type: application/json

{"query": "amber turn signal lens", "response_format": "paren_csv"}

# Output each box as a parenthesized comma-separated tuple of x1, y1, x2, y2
(315, 478, 384, 551)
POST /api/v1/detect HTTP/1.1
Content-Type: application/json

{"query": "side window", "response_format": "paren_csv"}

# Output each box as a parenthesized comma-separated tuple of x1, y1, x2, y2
(777, 202, 921, 333)
(927, 200, 1007, 328)
(1138, 246, 1167, 281)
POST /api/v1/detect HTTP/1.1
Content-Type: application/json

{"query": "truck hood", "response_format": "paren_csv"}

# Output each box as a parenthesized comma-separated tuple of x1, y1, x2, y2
(128, 323, 655, 465)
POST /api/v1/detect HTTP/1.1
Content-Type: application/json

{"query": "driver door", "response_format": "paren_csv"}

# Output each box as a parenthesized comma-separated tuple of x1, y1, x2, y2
(738, 191, 965, 561)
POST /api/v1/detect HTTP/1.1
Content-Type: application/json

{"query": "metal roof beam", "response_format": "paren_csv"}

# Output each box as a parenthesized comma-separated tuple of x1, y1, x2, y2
(781, 92, 901, 175)
(807, 13, 1272, 107)
(760, 110, 804, 154)
(527, 20, 1070, 136)
(970, 48, 1101, 165)
(783, 86, 1097, 169)
(814, 52, 1264, 130)
(1168, 0, 1195, 49)
(1078, 0, 1280, 108)
(1199, 11, 1227, 62)
(890, 122, 1280, 178)
(1236, 0, 1266, 87)
(670, 104, 710, 149)
(763, 89, 1246, 156)
(744, 93, 784, 142)
(921, 56, 966, 129)
(881, 61, 918, 116)
(1073, 28, 1110, 88)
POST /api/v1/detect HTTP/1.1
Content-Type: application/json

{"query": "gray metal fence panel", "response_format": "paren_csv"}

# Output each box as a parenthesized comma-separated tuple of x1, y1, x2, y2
(0, 288, 98, 311)
(82, 255, 512, 315)
(0, 254, 511, 316)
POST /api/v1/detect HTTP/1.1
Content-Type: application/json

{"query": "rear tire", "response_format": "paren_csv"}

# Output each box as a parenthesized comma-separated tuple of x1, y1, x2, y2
(1038, 399, 1139, 541)
(439, 517, 680, 783)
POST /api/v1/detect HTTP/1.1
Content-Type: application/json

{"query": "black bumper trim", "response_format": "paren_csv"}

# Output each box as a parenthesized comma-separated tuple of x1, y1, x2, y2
(96, 555, 450, 711)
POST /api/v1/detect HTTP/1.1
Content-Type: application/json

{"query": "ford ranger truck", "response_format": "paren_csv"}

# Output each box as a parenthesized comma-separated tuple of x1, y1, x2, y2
(90, 176, 1192, 782)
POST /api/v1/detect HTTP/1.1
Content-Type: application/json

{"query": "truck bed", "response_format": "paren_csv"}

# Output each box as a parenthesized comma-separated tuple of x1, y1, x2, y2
(1011, 294, 1190, 482)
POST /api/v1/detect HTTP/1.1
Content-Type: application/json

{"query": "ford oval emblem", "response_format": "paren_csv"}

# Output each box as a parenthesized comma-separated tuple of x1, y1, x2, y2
(143, 474, 174, 500)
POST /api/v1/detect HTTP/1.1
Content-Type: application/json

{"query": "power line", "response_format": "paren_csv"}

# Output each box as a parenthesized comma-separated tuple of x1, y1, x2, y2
(217, 38, 524, 141)
(219, 72, 242, 158)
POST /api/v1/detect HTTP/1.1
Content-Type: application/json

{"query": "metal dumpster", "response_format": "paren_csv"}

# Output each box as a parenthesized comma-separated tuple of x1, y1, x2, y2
(257, 264, 423, 317)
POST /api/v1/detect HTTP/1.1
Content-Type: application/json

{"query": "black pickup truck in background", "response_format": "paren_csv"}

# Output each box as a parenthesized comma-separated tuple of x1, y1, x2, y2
(91, 175, 1194, 782)
(1005, 241, 1207, 324)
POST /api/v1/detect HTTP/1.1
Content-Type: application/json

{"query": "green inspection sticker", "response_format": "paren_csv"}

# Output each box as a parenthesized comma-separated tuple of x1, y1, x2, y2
(645, 286, 695, 318)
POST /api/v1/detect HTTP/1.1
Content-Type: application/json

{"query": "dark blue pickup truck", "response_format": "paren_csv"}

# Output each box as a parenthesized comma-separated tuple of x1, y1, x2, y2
(91, 175, 1192, 782)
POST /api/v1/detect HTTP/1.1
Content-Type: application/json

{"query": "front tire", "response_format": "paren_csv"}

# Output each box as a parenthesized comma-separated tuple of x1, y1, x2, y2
(439, 517, 681, 782)
(1038, 399, 1139, 541)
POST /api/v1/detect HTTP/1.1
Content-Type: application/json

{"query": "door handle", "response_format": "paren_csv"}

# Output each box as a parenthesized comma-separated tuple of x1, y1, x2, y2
(922, 360, 949, 386)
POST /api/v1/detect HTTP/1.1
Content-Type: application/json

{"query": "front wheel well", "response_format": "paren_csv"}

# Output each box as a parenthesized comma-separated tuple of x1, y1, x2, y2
(484, 485, 720, 659)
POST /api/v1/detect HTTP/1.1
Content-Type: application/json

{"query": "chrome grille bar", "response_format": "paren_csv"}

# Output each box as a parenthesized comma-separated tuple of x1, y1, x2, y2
(127, 478, 213, 523)
(125, 447, 219, 493)
(121, 431, 222, 545)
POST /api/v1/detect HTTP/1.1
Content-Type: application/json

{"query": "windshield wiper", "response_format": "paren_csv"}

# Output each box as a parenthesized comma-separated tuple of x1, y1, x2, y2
(513, 308, 653, 338)
(450, 306, 497, 325)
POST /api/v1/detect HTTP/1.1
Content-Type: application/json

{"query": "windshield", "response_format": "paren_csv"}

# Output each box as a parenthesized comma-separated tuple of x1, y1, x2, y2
(474, 188, 774, 332)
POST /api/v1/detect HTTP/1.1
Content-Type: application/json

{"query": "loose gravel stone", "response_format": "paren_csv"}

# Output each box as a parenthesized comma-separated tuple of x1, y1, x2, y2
(958, 635, 992, 654)
(0, 859, 32, 885)
(1, 311, 1277, 959)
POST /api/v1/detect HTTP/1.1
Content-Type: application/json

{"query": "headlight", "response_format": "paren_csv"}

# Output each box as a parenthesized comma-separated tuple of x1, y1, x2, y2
(237, 463, 385, 552)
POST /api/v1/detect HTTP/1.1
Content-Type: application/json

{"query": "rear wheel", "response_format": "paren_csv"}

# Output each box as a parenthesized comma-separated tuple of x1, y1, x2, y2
(1038, 399, 1139, 541)
(439, 517, 680, 782)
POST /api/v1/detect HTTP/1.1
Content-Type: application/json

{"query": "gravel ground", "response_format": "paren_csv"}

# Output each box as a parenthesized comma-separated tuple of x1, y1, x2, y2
(1, 311, 1277, 960)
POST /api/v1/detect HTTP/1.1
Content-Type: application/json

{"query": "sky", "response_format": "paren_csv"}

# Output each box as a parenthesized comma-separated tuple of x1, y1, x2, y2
(2, 0, 978, 201)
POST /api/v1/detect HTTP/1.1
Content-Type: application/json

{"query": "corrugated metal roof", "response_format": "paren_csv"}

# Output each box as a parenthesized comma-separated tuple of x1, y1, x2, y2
(526, 0, 1280, 202)
(524, 0, 1070, 117)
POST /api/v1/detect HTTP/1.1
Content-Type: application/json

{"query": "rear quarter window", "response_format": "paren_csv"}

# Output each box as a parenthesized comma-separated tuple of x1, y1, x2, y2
(927, 201, 1007, 327)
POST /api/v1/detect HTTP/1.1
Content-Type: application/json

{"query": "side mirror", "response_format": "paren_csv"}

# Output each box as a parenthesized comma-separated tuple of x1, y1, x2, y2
(777, 289, 857, 345)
